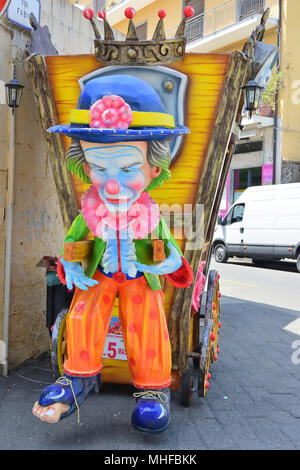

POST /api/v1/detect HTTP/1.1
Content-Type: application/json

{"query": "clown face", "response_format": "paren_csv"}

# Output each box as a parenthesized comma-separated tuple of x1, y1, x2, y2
(81, 141, 161, 213)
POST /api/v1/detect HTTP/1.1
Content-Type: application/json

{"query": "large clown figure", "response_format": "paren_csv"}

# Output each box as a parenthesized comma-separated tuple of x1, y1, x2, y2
(32, 74, 193, 433)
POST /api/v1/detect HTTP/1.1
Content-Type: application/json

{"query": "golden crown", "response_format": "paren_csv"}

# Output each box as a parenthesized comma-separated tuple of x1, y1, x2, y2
(83, 6, 194, 66)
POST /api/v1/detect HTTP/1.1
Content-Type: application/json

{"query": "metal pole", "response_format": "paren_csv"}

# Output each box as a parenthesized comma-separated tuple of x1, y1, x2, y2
(2, 105, 15, 377)
(2, 27, 17, 375)
(272, 0, 282, 184)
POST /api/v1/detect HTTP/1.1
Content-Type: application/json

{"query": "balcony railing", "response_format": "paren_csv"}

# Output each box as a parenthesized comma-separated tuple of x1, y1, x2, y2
(167, 0, 279, 43)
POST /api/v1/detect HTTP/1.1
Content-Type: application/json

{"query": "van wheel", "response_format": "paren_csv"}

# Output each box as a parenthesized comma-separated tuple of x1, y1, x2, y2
(297, 254, 300, 273)
(214, 244, 228, 263)
(252, 259, 265, 266)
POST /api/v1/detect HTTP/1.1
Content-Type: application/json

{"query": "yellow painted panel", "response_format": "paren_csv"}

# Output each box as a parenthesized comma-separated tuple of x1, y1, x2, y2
(46, 53, 229, 209)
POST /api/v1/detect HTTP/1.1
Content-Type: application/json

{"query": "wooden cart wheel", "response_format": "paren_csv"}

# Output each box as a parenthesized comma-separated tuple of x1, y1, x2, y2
(211, 271, 221, 363)
(204, 270, 217, 324)
(180, 369, 194, 407)
(198, 319, 213, 398)
(204, 270, 221, 363)
(51, 309, 68, 379)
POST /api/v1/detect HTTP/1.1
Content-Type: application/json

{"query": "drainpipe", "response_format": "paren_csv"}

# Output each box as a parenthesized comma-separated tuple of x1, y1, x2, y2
(272, 0, 282, 184)
(2, 28, 17, 377)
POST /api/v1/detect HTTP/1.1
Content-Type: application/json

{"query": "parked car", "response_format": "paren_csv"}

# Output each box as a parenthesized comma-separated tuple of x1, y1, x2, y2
(213, 183, 300, 272)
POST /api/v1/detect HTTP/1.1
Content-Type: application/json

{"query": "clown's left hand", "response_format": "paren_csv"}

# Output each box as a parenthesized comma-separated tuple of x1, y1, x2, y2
(134, 242, 182, 275)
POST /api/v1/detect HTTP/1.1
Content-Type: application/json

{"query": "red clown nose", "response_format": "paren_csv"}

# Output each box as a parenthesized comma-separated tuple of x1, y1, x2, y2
(105, 180, 120, 195)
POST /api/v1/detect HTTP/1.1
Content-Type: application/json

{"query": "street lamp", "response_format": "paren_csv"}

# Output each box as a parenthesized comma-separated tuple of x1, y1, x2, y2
(5, 64, 24, 113)
(242, 79, 265, 119)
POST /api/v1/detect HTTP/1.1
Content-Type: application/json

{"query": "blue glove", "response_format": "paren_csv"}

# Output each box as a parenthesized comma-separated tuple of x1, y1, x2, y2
(60, 257, 99, 291)
(134, 242, 182, 275)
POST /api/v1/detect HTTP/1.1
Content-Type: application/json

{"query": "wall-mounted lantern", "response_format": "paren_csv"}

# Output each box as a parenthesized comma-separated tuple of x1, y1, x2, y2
(5, 65, 24, 112)
(242, 79, 265, 119)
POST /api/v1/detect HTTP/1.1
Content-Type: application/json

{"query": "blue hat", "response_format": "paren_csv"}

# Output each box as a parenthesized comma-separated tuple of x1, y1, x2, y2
(48, 74, 190, 143)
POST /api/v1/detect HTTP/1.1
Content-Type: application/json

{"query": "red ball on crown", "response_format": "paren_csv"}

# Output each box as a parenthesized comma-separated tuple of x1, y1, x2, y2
(83, 8, 94, 20)
(125, 7, 135, 19)
(184, 6, 194, 18)
(98, 10, 106, 19)
(158, 9, 167, 19)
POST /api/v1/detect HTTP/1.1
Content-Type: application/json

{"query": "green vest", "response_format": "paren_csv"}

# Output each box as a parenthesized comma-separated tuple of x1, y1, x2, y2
(62, 213, 182, 291)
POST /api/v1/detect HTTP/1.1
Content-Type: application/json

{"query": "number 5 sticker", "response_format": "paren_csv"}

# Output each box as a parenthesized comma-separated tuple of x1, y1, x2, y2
(107, 342, 117, 359)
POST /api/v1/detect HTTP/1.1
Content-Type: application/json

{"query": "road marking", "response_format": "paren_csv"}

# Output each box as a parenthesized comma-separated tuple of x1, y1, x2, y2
(221, 279, 257, 288)
(283, 318, 300, 336)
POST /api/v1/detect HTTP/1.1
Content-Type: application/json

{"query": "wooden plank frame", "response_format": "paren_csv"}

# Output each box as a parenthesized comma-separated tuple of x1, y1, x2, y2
(25, 55, 78, 232)
(168, 51, 250, 371)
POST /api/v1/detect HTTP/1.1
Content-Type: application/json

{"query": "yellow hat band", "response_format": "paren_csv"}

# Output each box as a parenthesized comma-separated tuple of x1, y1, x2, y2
(69, 109, 175, 129)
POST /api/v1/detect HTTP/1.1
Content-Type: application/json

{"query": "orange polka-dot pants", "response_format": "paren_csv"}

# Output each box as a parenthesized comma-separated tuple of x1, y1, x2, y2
(63, 269, 172, 389)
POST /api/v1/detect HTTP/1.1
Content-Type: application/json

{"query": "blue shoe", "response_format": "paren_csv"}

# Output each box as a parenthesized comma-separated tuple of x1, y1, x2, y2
(38, 373, 97, 421)
(131, 388, 171, 434)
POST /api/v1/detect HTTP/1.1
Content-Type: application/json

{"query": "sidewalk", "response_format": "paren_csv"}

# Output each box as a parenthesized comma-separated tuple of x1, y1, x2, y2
(0, 295, 300, 450)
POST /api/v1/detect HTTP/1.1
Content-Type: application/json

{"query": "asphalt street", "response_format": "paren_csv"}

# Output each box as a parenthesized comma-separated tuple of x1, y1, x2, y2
(0, 257, 299, 450)
(210, 257, 300, 311)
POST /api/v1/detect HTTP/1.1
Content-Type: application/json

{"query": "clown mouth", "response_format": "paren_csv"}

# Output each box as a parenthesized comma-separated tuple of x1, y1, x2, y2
(106, 197, 130, 204)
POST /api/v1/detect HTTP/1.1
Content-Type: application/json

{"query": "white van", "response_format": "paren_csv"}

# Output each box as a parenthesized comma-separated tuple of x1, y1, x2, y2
(213, 183, 300, 272)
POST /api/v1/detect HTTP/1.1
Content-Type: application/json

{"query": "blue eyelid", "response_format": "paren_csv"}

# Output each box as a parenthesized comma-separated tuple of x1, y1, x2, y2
(92, 165, 106, 171)
(122, 163, 142, 170)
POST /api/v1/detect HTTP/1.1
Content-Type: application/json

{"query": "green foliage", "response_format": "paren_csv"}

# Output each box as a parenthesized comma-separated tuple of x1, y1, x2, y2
(260, 71, 283, 108)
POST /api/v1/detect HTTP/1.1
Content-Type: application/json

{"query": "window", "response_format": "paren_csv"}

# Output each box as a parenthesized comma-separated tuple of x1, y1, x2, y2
(234, 167, 262, 192)
(222, 204, 245, 225)
(234, 140, 263, 155)
(231, 204, 245, 223)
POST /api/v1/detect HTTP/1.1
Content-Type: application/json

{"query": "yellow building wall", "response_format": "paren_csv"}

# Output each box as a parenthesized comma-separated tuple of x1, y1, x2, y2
(112, 0, 182, 39)
(278, 0, 300, 162)
(213, 26, 278, 53)
(68, 0, 87, 4)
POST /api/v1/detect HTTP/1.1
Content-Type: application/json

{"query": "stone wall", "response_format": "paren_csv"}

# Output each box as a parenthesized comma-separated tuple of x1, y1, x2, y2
(281, 161, 300, 184)
(0, 0, 122, 371)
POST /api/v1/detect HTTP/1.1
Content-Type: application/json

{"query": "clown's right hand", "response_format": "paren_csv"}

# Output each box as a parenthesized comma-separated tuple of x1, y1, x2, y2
(60, 257, 99, 291)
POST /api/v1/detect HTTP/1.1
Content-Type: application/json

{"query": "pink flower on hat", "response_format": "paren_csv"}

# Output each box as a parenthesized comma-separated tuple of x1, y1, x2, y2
(89, 95, 133, 130)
